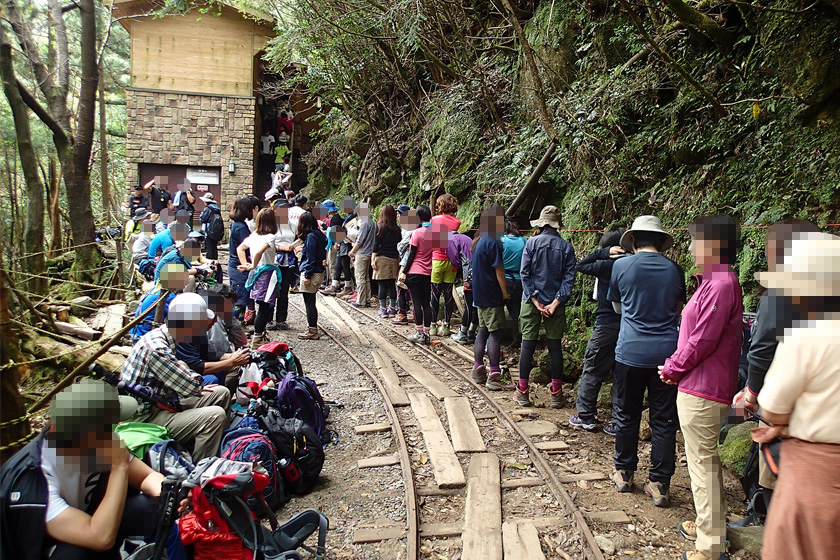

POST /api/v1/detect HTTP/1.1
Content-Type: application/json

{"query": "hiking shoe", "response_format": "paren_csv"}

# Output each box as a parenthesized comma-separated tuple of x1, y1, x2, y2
(320, 285, 339, 296)
(297, 327, 320, 340)
(439, 324, 451, 337)
(471, 365, 487, 384)
(678, 520, 698, 541)
(267, 321, 288, 331)
(569, 414, 598, 432)
(392, 313, 408, 325)
(250, 332, 268, 349)
(350, 300, 369, 308)
(340, 288, 356, 299)
(727, 513, 758, 528)
(276, 321, 290, 331)
(407, 331, 429, 345)
(386, 307, 396, 318)
(242, 309, 256, 326)
(645, 480, 671, 508)
(486, 374, 514, 391)
(429, 323, 438, 336)
(377, 308, 389, 318)
(450, 328, 471, 345)
(549, 388, 564, 409)
(513, 388, 532, 407)
(603, 422, 617, 436)
(611, 470, 634, 493)
(681, 551, 728, 560)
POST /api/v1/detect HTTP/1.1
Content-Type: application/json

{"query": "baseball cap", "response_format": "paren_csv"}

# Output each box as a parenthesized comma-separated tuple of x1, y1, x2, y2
(396, 204, 410, 216)
(167, 292, 215, 325)
(47, 379, 123, 447)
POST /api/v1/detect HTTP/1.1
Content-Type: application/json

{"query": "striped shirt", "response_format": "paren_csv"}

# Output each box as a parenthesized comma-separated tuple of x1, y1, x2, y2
(121, 325, 202, 414)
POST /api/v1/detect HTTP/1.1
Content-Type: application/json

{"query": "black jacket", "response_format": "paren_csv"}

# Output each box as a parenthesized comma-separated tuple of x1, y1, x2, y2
(576, 247, 622, 325)
(746, 293, 793, 394)
(0, 431, 48, 560)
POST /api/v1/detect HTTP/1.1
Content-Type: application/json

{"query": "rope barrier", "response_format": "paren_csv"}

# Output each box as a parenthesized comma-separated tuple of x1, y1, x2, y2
(9, 241, 105, 262)
(0, 413, 32, 428)
(0, 431, 37, 453)
(7, 270, 139, 294)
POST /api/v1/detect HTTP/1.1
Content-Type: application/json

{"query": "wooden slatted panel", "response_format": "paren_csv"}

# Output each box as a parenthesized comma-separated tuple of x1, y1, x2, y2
(409, 392, 465, 488)
(371, 351, 411, 406)
(444, 396, 486, 452)
(462, 453, 502, 560)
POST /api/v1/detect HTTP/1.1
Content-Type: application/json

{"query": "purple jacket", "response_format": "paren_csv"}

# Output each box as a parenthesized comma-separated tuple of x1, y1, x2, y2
(660, 264, 744, 404)
(446, 233, 473, 269)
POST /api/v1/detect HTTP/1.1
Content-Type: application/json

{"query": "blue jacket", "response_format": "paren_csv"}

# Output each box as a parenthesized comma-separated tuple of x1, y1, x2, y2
(148, 229, 174, 258)
(520, 230, 577, 305)
(130, 290, 177, 342)
(300, 229, 328, 278)
(154, 246, 190, 284)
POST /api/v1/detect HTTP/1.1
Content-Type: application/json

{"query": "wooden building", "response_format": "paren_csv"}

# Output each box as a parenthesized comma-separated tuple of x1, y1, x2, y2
(114, 0, 322, 216)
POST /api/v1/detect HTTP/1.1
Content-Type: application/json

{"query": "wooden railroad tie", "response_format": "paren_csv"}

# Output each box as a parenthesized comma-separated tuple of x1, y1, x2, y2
(409, 392, 466, 488)
(444, 396, 486, 453)
(357, 454, 400, 469)
(353, 423, 392, 435)
(370, 330, 458, 400)
(370, 351, 410, 406)
(462, 453, 502, 560)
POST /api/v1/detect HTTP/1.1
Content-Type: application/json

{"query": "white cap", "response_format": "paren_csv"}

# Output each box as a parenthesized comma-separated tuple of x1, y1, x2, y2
(167, 292, 215, 324)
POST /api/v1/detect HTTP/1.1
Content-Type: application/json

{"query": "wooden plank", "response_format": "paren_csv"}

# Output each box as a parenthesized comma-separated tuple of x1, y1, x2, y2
(415, 486, 463, 497)
(353, 525, 405, 543)
(535, 441, 570, 453)
(371, 351, 410, 407)
(444, 396, 486, 453)
(409, 393, 465, 489)
(318, 304, 354, 339)
(503, 522, 546, 560)
(354, 423, 392, 434)
(586, 510, 632, 524)
(370, 331, 457, 400)
(557, 472, 607, 484)
(507, 516, 571, 529)
(462, 453, 502, 560)
(420, 522, 464, 538)
(91, 304, 127, 339)
(322, 297, 370, 345)
(475, 411, 497, 420)
(357, 454, 400, 469)
(440, 338, 474, 363)
(501, 477, 545, 490)
(53, 321, 102, 341)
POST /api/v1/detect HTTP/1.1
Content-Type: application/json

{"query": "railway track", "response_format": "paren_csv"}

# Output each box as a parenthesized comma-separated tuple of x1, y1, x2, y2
(292, 293, 608, 560)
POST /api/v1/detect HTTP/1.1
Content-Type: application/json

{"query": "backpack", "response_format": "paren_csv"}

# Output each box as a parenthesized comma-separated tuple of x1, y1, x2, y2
(137, 258, 157, 281)
(207, 210, 224, 243)
(258, 410, 325, 495)
(114, 422, 170, 458)
(220, 420, 288, 509)
(276, 371, 331, 443)
(144, 439, 195, 479)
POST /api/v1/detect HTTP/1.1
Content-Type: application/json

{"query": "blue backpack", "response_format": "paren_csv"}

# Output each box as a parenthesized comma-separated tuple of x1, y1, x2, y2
(277, 371, 332, 443)
(143, 439, 195, 479)
(220, 419, 288, 509)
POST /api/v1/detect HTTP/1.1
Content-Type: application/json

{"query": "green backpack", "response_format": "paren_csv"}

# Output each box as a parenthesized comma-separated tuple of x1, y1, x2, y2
(114, 422, 170, 458)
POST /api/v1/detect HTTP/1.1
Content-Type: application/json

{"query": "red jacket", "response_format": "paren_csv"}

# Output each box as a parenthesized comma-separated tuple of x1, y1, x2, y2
(660, 264, 744, 404)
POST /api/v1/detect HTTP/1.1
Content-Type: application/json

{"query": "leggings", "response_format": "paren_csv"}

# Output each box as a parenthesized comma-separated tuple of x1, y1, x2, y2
(397, 285, 411, 315)
(407, 274, 432, 328)
(474, 327, 503, 368)
(431, 282, 455, 323)
(302, 292, 318, 327)
(461, 289, 478, 329)
(255, 301, 273, 334)
(333, 254, 352, 283)
(519, 338, 564, 381)
(274, 267, 295, 322)
(378, 278, 396, 304)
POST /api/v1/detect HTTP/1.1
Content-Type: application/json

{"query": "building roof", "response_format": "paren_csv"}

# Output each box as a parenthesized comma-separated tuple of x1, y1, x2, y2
(112, 0, 275, 31)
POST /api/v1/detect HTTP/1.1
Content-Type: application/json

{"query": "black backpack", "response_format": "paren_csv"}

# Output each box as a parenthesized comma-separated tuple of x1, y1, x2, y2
(259, 410, 325, 495)
(207, 210, 224, 242)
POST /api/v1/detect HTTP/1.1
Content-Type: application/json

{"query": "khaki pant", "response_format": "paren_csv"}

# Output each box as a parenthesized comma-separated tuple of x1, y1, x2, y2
(758, 420, 777, 489)
(326, 246, 337, 286)
(354, 253, 371, 305)
(147, 385, 230, 461)
(677, 391, 728, 558)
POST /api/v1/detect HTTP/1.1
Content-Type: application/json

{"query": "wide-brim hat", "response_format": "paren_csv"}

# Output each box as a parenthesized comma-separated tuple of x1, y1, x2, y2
(620, 215, 674, 252)
(756, 233, 840, 298)
(323, 199, 339, 213)
(133, 207, 150, 220)
(200, 193, 216, 204)
(264, 187, 281, 201)
(530, 205, 563, 230)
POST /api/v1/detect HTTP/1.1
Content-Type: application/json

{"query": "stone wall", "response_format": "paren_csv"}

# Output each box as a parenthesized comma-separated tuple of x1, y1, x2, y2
(125, 89, 256, 213)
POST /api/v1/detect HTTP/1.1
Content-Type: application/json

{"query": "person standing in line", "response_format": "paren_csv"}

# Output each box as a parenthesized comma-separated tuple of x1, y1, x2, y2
(399, 205, 434, 345)
(514, 205, 577, 409)
(657, 215, 743, 559)
(393, 205, 416, 325)
(259, 129, 275, 172)
(296, 211, 328, 340)
(321, 200, 354, 297)
(173, 181, 196, 230)
(228, 197, 255, 322)
(371, 204, 402, 318)
(448, 229, 477, 345)
(349, 202, 375, 308)
(268, 203, 299, 331)
(430, 194, 461, 337)
(607, 215, 685, 508)
(501, 218, 526, 343)
(470, 204, 514, 391)
(199, 192, 223, 260)
(570, 227, 626, 435)
(237, 208, 280, 348)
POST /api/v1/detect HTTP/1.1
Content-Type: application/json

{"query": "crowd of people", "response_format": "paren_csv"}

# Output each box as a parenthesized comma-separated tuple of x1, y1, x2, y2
(3, 177, 838, 560)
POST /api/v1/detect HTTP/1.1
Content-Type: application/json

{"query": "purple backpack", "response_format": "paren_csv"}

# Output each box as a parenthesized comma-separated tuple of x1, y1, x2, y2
(276, 371, 331, 443)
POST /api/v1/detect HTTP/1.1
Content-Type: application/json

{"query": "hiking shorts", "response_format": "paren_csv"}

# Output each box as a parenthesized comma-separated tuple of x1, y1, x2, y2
(477, 306, 506, 332)
(519, 299, 566, 340)
(431, 260, 457, 284)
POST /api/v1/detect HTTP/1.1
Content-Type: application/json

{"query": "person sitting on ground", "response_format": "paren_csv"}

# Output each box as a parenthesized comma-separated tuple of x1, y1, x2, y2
(131, 220, 157, 265)
(153, 237, 201, 290)
(516, 205, 577, 409)
(130, 264, 189, 343)
(371, 204, 402, 318)
(570, 227, 626, 435)
(607, 215, 685, 507)
(148, 221, 188, 260)
(448, 229, 477, 345)
(470, 204, 513, 391)
(658, 215, 743, 555)
(121, 293, 231, 461)
(393, 205, 416, 325)
(430, 193, 462, 337)
(399, 205, 435, 345)
(198, 193, 223, 260)
(237, 208, 281, 348)
(174, 308, 250, 387)
(203, 284, 248, 393)
(296, 211, 328, 340)
(0, 380, 188, 560)
(124, 206, 151, 245)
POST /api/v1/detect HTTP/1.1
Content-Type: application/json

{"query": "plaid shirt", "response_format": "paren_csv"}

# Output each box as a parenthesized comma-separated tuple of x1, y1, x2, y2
(121, 325, 203, 414)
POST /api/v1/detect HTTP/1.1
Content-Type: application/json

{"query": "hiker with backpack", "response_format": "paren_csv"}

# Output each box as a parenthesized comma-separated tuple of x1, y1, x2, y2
(199, 193, 224, 260)
(658, 215, 744, 560)
(448, 229, 477, 345)
(0, 380, 188, 560)
(398, 205, 435, 345)
(297, 210, 328, 340)
(392, 204, 416, 325)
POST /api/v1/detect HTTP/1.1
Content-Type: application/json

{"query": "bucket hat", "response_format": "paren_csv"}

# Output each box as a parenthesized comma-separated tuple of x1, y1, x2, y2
(530, 205, 563, 230)
(200, 192, 216, 204)
(756, 233, 840, 298)
(133, 207, 150, 220)
(620, 215, 674, 253)
(323, 199, 339, 213)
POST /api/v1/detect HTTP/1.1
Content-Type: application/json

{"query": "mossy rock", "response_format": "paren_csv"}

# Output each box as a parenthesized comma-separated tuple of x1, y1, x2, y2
(346, 122, 371, 157)
(533, 349, 552, 384)
(306, 171, 334, 201)
(597, 383, 613, 407)
(719, 421, 758, 473)
(381, 167, 400, 188)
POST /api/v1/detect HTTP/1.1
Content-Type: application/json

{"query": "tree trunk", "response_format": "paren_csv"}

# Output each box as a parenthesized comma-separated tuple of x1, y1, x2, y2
(661, 0, 735, 53)
(99, 58, 112, 223)
(0, 25, 47, 295)
(48, 157, 63, 257)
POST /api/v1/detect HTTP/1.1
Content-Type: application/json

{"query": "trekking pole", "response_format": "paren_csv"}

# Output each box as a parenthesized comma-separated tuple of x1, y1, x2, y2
(152, 475, 181, 560)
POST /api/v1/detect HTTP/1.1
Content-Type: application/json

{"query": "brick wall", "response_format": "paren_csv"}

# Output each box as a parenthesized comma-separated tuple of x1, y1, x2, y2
(125, 89, 256, 214)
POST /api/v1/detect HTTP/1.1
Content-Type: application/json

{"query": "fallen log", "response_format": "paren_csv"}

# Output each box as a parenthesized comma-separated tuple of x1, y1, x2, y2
(22, 332, 125, 373)
(53, 321, 102, 341)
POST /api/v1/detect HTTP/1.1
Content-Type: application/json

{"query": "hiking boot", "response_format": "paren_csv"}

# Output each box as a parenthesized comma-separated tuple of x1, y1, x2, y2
(386, 307, 396, 318)
(407, 331, 430, 345)
(513, 388, 532, 407)
(266, 321, 281, 331)
(471, 365, 487, 384)
(569, 414, 598, 432)
(727, 513, 758, 528)
(276, 321, 290, 331)
(466, 328, 477, 343)
(350, 300, 369, 308)
(611, 470, 634, 493)
(549, 388, 564, 409)
(681, 551, 728, 560)
(450, 327, 471, 345)
(429, 323, 438, 336)
(242, 309, 256, 326)
(603, 421, 617, 436)
(678, 520, 698, 541)
(378, 307, 389, 318)
(644, 480, 671, 508)
(320, 285, 339, 296)
(339, 287, 355, 299)
(392, 313, 408, 325)
(439, 324, 451, 337)
(250, 332, 268, 349)
(486, 373, 514, 391)
(297, 327, 320, 340)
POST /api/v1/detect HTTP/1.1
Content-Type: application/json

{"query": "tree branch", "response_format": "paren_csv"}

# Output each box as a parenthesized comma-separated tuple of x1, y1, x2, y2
(661, 0, 735, 52)
(16, 80, 71, 151)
